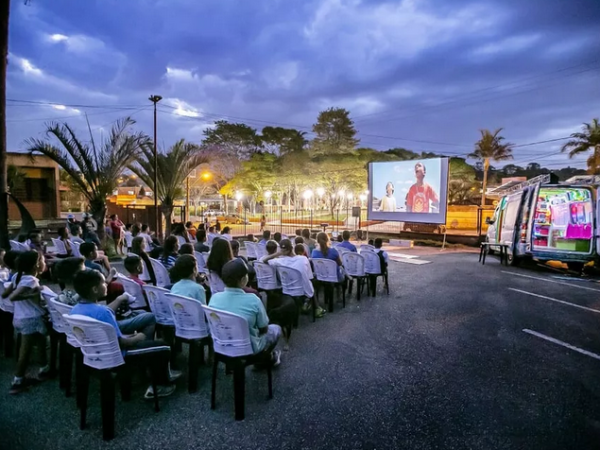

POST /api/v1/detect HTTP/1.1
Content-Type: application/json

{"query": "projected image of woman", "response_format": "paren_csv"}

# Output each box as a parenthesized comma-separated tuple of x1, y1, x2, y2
(379, 181, 397, 212)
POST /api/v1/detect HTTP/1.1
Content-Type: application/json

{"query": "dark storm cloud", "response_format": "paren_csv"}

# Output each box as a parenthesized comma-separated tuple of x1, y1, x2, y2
(6, 0, 600, 166)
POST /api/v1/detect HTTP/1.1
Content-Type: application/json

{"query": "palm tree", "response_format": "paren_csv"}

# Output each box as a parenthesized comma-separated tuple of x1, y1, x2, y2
(129, 139, 214, 236)
(26, 117, 148, 238)
(561, 118, 600, 174)
(469, 128, 514, 206)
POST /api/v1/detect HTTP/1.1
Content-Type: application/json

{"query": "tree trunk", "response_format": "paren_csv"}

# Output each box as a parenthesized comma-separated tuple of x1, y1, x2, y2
(0, 1, 10, 249)
(481, 158, 489, 207)
(89, 201, 106, 241)
(162, 204, 174, 237)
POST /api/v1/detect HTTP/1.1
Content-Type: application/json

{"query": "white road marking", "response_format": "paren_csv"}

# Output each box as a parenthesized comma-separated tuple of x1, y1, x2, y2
(508, 288, 600, 314)
(502, 271, 600, 292)
(387, 252, 419, 259)
(389, 257, 431, 265)
(522, 329, 600, 361)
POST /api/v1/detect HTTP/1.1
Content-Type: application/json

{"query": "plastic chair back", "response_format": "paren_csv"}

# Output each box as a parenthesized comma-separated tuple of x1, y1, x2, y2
(47, 297, 70, 334)
(337, 246, 350, 255)
(52, 300, 80, 347)
(359, 244, 376, 254)
(142, 285, 175, 326)
(208, 271, 226, 295)
(194, 251, 208, 274)
(70, 240, 82, 258)
(362, 250, 382, 275)
(255, 243, 267, 259)
(115, 273, 147, 309)
(0, 281, 14, 313)
(149, 258, 171, 287)
(254, 262, 281, 291)
(312, 258, 339, 283)
(201, 305, 254, 357)
(164, 293, 210, 340)
(275, 265, 305, 297)
(342, 252, 366, 277)
(244, 242, 257, 259)
(52, 238, 67, 255)
(10, 240, 30, 252)
(64, 314, 125, 369)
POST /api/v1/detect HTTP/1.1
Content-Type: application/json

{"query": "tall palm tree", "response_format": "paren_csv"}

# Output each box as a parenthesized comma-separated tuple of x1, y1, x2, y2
(469, 128, 514, 206)
(129, 139, 214, 236)
(26, 117, 148, 238)
(561, 118, 600, 174)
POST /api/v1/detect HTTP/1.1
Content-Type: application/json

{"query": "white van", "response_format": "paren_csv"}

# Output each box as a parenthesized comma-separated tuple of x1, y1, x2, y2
(485, 175, 599, 270)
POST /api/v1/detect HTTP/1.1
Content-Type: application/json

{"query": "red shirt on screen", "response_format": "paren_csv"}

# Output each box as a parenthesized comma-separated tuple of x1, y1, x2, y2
(406, 184, 438, 213)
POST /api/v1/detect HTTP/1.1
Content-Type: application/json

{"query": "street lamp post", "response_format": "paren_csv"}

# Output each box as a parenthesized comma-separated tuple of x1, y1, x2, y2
(149, 94, 162, 239)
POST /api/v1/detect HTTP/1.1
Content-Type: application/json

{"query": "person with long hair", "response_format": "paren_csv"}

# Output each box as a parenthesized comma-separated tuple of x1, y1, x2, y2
(172, 222, 191, 246)
(170, 254, 206, 304)
(131, 236, 157, 285)
(2, 251, 49, 394)
(160, 236, 179, 270)
(206, 238, 233, 278)
(220, 226, 233, 241)
(56, 226, 72, 257)
(311, 232, 344, 282)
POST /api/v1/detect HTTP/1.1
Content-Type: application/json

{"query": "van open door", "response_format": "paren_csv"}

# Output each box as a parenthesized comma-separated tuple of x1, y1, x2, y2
(597, 188, 600, 254)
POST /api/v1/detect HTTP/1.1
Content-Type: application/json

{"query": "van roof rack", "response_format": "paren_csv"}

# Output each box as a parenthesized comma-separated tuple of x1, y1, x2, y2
(563, 175, 600, 185)
(487, 174, 558, 197)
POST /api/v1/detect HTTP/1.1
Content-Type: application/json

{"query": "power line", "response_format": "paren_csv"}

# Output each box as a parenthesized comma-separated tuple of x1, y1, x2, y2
(6, 106, 146, 123)
(7, 98, 147, 109)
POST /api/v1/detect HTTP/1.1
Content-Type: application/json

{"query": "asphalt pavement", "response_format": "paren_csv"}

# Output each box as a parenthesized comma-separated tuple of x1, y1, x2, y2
(1, 251, 600, 450)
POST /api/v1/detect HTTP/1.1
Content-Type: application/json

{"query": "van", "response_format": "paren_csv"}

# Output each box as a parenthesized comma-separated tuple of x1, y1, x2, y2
(485, 175, 599, 270)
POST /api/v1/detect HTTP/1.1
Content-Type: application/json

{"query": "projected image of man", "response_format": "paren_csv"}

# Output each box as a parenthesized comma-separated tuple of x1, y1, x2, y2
(406, 163, 439, 213)
(379, 182, 397, 212)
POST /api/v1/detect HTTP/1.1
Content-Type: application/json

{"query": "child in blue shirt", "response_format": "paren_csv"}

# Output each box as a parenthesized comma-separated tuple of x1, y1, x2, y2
(169, 254, 206, 304)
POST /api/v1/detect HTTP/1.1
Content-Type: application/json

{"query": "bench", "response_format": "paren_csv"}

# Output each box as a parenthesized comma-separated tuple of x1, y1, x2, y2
(479, 243, 510, 266)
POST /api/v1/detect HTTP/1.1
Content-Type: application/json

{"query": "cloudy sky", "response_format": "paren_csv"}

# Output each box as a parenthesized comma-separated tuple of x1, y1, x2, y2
(7, 0, 600, 169)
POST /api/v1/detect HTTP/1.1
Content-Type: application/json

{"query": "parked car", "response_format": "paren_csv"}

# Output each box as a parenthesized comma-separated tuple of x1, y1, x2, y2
(223, 213, 250, 225)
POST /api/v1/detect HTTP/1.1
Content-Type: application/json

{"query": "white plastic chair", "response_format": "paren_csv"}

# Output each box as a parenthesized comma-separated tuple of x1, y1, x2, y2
(52, 238, 68, 255)
(254, 262, 281, 291)
(275, 265, 304, 298)
(142, 285, 174, 326)
(124, 231, 134, 250)
(208, 271, 226, 295)
(194, 251, 208, 274)
(359, 244, 376, 253)
(342, 252, 368, 301)
(70, 240, 82, 258)
(9, 240, 30, 251)
(149, 258, 171, 287)
(255, 243, 267, 259)
(201, 304, 274, 420)
(244, 242, 257, 260)
(165, 292, 211, 393)
(0, 281, 14, 313)
(312, 258, 346, 311)
(337, 246, 350, 255)
(362, 250, 389, 296)
(115, 273, 147, 309)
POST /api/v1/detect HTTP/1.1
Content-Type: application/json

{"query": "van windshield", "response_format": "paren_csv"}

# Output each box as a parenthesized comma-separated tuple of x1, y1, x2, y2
(532, 187, 593, 253)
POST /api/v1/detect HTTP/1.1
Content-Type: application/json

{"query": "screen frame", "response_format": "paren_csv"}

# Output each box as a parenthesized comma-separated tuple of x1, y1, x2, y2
(367, 157, 450, 225)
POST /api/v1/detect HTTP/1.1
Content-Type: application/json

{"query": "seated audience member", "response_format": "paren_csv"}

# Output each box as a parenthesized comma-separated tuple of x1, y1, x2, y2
(124, 255, 146, 287)
(160, 236, 179, 270)
(295, 229, 302, 238)
(207, 226, 219, 246)
(258, 230, 271, 245)
(131, 236, 157, 285)
(138, 224, 154, 247)
(209, 259, 281, 365)
(55, 257, 85, 305)
(368, 239, 374, 246)
(294, 244, 307, 257)
(221, 226, 233, 241)
(246, 233, 257, 243)
(301, 229, 317, 252)
(215, 219, 222, 232)
(374, 238, 389, 268)
(230, 240, 256, 279)
(273, 232, 282, 244)
(259, 240, 279, 263)
(336, 235, 344, 243)
(80, 242, 111, 275)
(169, 254, 206, 304)
(179, 243, 195, 255)
(172, 223, 191, 246)
(70, 225, 85, 244)
(339, 230, 357, 252)
(70, 270, 178, 399)
(311, 232, 345, 282)
(206, 238, 233, 279)
(263, 239, 325, 318)
(0, 248, 5, 269)
(27, 231, 45, 253)
(56, 226, 72, 257)
(185, 221, 197, 240)
(83, 227, 101, 247)
(294, 236, 310, 256)
(194, 229, 210, 253)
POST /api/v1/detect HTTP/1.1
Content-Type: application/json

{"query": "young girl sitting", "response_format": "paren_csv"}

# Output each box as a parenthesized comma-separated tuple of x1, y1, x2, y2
(169, 254, 206, 304)
(55, 257, 85, 306)
(2, 251, 49, 394)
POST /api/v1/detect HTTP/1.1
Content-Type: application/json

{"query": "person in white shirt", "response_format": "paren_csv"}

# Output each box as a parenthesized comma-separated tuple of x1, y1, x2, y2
(220, 226, 233, 241)
(379, 181, 397, 212)
(138, 224, 154, 247)
(262, 239, 326, 319)
(207, 226, 219, 246)
(259, 241, 279, 263)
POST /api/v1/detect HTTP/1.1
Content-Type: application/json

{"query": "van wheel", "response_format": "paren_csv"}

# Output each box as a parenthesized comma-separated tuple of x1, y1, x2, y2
(567, 262, 584, 273)
(508, 252, 521, 266)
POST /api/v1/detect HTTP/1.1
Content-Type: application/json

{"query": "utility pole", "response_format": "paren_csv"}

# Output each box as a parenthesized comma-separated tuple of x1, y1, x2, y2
(0, 0, 11, 249)
(149, 95, 162, 239)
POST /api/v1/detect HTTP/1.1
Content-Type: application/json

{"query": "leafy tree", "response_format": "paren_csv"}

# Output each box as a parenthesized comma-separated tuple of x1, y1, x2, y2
(203, 120, 263, 159)
(311, 107, 359, 156)
(448, 158, 478, 205)
(129, 139, 213, 236)
(7, 165, 25, 193)
(561, 118, 600, 174)
(26, 118, 147, 239)
(261, 126, 307, 155)
(468, 128, 514, 206)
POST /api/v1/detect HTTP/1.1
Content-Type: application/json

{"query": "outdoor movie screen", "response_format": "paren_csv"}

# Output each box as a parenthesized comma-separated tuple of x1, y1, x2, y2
(368, 158, 449, 224)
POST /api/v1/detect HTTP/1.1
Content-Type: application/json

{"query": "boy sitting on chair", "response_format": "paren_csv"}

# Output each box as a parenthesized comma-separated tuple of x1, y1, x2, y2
(209, 259, 282, 366)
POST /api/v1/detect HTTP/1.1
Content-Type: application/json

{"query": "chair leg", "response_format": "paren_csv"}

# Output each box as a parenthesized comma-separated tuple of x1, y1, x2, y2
(211, 357, 218, 410)
(78, 365, 90, 430)
(188, 341, 200, 394)
(233, 362, 246, 421)
(100, 371, 116, 441)
(356, 278, 361, 302)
